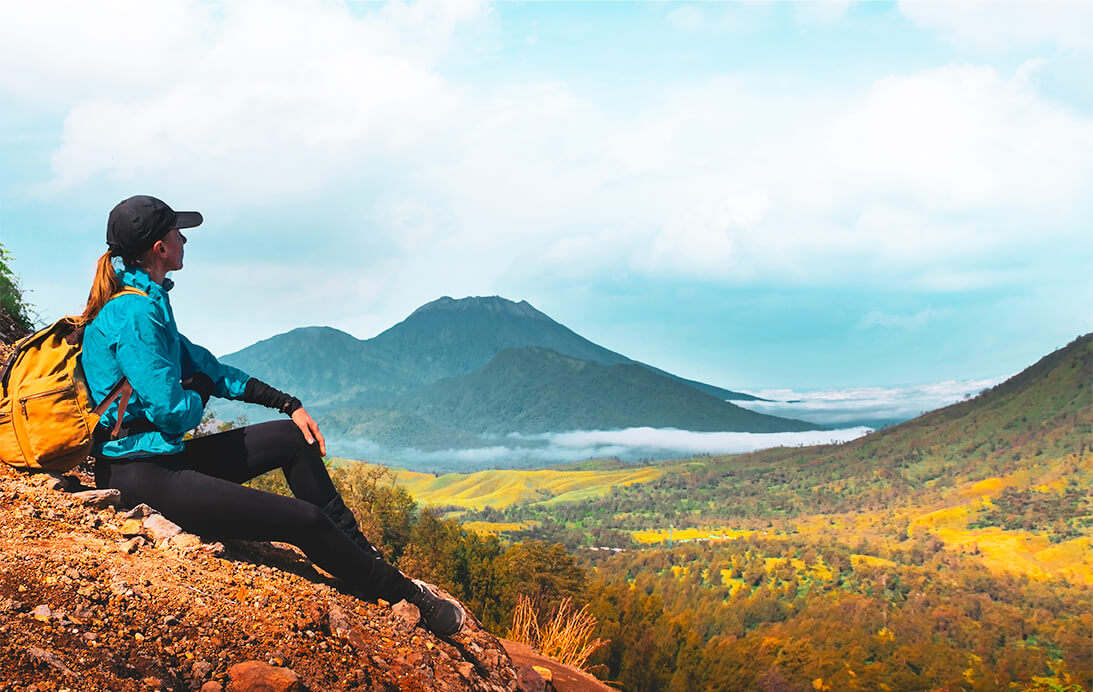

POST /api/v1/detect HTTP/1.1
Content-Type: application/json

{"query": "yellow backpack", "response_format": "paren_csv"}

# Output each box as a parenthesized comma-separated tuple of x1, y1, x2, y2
(0, 288, 146, 472)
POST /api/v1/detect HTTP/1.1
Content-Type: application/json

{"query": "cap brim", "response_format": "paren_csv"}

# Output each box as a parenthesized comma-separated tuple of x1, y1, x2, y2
(174, 211, 203, 229)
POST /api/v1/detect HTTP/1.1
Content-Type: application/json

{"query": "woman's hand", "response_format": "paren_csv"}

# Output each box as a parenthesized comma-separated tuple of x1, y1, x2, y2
(291, 407, 326, 456)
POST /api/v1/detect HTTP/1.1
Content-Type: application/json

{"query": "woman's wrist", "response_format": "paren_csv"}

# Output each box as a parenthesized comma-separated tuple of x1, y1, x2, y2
(243, 377, 301, 415)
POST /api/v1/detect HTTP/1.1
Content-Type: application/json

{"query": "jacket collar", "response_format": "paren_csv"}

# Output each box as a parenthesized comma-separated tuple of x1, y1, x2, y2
(119, 265, 174, 297)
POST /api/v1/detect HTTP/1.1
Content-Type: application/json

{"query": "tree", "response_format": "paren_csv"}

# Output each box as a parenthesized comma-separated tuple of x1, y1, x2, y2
(331, 463, 417, 560)
(0, 243, 34, 345)
(501, 540, 586, 614)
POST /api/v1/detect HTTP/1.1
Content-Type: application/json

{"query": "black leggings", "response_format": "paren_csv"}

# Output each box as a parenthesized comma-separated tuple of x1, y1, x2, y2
(95, 420, 412, 603)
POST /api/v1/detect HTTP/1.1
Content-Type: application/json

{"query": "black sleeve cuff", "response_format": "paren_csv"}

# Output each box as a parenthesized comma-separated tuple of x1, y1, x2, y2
(242, 378, 302, 415)
(182, 372, 214, 407)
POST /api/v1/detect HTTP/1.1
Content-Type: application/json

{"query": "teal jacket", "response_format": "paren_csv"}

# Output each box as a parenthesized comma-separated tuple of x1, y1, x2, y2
(81, 266, 251, 458)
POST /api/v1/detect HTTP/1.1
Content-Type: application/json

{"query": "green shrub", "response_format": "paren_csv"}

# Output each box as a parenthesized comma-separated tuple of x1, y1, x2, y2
(0, 243, 34, 344)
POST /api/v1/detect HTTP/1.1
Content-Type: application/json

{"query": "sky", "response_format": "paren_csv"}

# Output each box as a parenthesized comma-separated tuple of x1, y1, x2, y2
(2, 0, 1091, 395)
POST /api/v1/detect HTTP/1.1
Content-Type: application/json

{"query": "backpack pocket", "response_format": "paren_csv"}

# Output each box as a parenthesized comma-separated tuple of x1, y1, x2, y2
(16, 373, 95, 469)
(0, 403, 24, 466)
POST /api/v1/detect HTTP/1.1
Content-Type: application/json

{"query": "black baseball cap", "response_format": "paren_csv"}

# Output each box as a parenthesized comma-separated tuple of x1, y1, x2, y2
(106, 195, 203, 258)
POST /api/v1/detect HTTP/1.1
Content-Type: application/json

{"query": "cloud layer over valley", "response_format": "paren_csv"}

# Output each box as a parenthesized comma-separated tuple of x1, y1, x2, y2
(329, 425, 874, 473)
(733, 376, 1007, 427)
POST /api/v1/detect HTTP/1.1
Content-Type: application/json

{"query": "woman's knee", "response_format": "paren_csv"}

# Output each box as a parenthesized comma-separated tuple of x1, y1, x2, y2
(251, 419, 314, 455)
(283, 499, 339, 544)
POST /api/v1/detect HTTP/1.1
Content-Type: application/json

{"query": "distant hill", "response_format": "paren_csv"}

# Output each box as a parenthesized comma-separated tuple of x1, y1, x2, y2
(223, 326, 426, 409)
(398, 346, 815, 435)
(218, 296, 793, 453)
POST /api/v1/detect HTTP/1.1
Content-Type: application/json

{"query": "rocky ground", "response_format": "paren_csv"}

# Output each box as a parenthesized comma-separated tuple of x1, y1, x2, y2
(0, 464, 571, 692)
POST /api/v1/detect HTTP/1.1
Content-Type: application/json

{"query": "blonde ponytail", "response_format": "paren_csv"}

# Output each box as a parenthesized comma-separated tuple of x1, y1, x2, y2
(80, 252, 124, 326)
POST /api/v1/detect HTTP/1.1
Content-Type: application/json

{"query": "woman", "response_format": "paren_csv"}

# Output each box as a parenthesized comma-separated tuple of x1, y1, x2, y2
(81, 195, 463, 637)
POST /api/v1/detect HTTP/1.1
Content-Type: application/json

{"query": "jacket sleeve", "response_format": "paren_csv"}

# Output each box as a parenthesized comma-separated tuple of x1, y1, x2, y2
(178, 334, 251, 400)
(115, 299, 205, 436)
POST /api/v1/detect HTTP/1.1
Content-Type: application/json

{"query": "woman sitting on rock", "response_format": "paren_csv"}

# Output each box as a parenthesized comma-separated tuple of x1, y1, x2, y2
(81, 195, 464, 637)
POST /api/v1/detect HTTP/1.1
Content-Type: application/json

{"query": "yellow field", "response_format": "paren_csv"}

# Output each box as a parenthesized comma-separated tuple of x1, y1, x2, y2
(935, 530, 1093, 585)
(335, 456, 1091, 586)
(461, 521, 529, 534)
(630, 527, 757, 544)
(851, 554, 898, 569)
(375, 464, 667, 510)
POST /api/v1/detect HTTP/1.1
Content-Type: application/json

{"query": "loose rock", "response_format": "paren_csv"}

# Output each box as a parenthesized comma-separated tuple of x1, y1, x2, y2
(121, 503, 156, 520)
(142, 514, 182, 542)
(347, 627, 367, 651)
(457, 662, 476, 681)
(29, 471, 68, 491)
(516, 665, 550, 692)
(119, 519, 145, 536)
(226, 660, 301, 692)
(168, 532, 202, 550)
(531, 666, 553, 683)
(191, 660, 213, 680)
(26, 647, 76, 676)
(327, 604, 350, 637)
(391, 600, 420, 628)
(119, 537, 147, 554)
(72, 489, 120, 509)
(31, 605, 53, 622)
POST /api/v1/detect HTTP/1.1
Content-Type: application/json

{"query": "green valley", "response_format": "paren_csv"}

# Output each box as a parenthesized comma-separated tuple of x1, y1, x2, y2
(333, 333, 1092, 691)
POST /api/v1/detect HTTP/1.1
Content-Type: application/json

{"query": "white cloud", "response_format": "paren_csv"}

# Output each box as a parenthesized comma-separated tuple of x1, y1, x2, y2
(526, 426, 870, 455)
(329, 426, 872, 472)
(666, 5, 706, 33)
(857, 308, 946, 330)
(822, 64, 1093, 212)
(735, 377, 1006, 426)
(4, 1, 1093, 354)
(0, 1, 210, 107)
(898, 0, 1093, 53)
(39, 2, 465, 202)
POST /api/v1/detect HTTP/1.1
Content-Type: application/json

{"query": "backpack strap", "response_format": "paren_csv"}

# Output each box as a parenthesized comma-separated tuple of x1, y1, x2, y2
(91, 378, 134, 440)
(113, 287, 148, 300)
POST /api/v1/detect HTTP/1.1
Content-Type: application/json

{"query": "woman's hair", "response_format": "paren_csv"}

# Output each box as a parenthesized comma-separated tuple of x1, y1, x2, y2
(80, 252, 124, 326)
(81, 248, 149, 326)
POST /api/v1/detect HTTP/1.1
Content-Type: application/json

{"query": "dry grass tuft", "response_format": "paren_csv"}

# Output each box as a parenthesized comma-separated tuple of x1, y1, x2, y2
(507, 594, 607, 672)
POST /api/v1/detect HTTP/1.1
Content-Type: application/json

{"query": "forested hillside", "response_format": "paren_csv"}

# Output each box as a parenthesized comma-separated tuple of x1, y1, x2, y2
(471, 334, 1091, 535)
(443, 334, 1092, 690)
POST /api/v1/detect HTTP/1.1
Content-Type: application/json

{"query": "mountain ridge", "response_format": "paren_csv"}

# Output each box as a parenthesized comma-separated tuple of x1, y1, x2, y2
(218, 295, 786, 457)
(399, 346, 815, 435)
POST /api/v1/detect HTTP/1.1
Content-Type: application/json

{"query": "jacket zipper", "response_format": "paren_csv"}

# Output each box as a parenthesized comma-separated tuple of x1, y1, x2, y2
(19, 384, 73, 418)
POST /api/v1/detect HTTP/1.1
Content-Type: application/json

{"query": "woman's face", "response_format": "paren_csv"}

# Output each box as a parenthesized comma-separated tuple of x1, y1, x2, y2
(160, 228, 186, 271)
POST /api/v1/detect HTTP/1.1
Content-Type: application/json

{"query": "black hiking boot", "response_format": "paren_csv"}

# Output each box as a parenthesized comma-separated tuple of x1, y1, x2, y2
(406, 579, 465, 637)
(323, 496, 385, 560)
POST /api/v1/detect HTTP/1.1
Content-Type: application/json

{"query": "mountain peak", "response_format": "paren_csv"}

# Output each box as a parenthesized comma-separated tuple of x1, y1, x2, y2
(410, 296, 554, 323)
